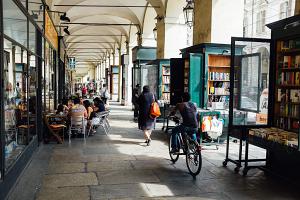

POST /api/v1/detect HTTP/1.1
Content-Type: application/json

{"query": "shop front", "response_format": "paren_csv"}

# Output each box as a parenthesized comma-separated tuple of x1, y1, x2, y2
(43, 10, 58, 112)
(0, 0, 60, 198)
(0, 0, 45, 198)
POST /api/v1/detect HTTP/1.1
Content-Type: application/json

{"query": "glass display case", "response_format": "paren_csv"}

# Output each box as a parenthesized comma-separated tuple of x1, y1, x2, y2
(230, 40, 271, 127)
(131, 46, 156, 94)
(144, 59, 170, 103)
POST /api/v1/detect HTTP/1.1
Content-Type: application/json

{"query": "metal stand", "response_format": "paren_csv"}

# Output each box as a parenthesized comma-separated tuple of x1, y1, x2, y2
(162, 104, 176, 133)
(223, 128, 267, 175)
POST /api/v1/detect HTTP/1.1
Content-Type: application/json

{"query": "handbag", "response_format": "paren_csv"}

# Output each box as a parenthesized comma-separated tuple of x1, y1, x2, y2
(149, 94, 161, 119)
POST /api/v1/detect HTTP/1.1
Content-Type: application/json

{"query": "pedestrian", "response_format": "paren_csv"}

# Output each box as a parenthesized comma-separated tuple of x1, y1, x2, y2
(137, 85, 156, 146)
(82, 85, 87, 98)
(132, 84, 140, 122)
(100, 84, 109, 105)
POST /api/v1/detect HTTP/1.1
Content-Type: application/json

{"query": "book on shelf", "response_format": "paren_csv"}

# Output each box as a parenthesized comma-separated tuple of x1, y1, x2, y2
(209, 82, 230, 95)
(184, 72, 189, 78)
(163, 85, 170, 92)
(281, 39, 300, 51)
(295, 72, 300, 85)
(162, 93, 170, 101)
(278, 89, 289, 102)
(290, 89, 300, 103)
(163, 76, 170, 84)
(295, 56, 300, 68)
(209, 87, 215, 94)
(162, 67, 170, 75)
(281, 41, 290, 51)
(209, 72, 230, 81)
(184, 87, 189, 92)
(277, 89, 281, 102)
(279, 72, 296, 85)
(284, 56, 292, 68)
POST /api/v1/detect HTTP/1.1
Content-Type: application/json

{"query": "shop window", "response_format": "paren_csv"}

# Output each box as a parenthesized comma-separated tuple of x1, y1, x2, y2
(280, 1, 289, 19)
(29, 22, 36, 53)
(28, 0, 44, 30)
(3, 39, 37, 173)
(3, 0, 28, 47)
(18, 0, 27, 9)
(44, 42, 55, 112)
(256, 10, 266, 34)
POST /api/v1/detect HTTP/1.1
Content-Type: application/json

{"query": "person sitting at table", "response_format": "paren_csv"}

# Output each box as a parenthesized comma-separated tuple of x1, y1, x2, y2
(67, 99, 74, 110)
(68, 97, 88, 119)
(83, 100, 93, 119)
(56, 104, 65, 115)
(68, 97, 88, 136)
(89, 97, 105, 119)
(93, 97, 106, 114)
(62, 99, 70, 112)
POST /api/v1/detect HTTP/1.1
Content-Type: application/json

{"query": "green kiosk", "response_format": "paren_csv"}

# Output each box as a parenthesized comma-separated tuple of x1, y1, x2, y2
(169, 43, 243, 143)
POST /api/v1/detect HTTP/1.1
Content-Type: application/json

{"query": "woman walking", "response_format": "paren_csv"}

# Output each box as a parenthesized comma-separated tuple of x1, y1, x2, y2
(137, 85, 156, 146)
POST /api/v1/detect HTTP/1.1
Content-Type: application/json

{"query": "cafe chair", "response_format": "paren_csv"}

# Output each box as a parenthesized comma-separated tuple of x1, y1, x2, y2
(88, 111, 110, 136)
(44, 115, 66, 144)
(69, 116, 87, 143)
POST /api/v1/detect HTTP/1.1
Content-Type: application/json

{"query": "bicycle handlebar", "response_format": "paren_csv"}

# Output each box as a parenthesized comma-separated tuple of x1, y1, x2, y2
(168, 115, 180, 124)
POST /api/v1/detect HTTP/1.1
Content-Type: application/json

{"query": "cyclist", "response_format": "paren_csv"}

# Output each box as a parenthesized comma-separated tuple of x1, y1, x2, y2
(169, 92, 198, 154)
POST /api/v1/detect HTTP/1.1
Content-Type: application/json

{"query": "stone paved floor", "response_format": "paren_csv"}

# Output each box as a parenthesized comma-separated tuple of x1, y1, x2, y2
(8, 103, 300, 200)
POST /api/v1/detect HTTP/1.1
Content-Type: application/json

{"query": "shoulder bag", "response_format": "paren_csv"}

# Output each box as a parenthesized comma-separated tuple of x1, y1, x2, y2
(149, 94, 161, 119)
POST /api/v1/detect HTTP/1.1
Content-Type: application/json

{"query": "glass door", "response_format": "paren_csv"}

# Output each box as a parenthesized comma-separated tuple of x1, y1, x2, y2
(230, 37, 271, 127)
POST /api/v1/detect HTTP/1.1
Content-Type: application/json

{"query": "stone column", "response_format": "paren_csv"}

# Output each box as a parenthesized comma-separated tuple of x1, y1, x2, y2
(295, 0, 300, 15)
(118, 48, 122, 102)
(156, 16, 165, 59)
(193, 0, 212, 45)
(112, 52, 115, 65)
(137, 32, 143, 46)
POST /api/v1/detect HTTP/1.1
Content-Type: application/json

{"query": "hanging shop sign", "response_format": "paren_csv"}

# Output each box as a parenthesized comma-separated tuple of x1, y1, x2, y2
(45, 11, 58, 50)
(69, 57, 76, 69)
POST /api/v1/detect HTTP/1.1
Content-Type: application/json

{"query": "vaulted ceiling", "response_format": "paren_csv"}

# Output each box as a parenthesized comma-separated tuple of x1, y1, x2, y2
(48, 0, 168, 75)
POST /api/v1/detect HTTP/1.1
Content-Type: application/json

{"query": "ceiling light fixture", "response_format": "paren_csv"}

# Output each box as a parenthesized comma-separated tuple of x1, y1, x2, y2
(183, 0, 194, 28)
(153, 26, 157, 41)
(64, 27, 70, 35)
(60, 12, 70, 22)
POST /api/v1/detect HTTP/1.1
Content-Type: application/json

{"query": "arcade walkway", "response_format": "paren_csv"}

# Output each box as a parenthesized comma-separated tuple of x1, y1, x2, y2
(7, 103, 299, 200)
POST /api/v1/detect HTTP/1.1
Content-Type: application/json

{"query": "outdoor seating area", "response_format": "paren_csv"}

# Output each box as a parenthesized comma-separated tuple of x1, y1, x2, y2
(43, 104, 111, 144)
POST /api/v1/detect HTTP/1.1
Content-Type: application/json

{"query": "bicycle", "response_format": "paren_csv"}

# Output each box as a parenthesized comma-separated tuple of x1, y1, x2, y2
(168, 116, 202, 177)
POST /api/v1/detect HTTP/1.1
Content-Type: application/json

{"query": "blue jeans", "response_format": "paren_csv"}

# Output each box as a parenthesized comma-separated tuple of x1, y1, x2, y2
(171, 124, 197, 149)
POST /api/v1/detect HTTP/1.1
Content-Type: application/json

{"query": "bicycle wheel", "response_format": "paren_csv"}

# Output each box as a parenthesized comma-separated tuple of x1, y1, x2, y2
(186, 139, 202, 177)
(169, 135, 179, 163)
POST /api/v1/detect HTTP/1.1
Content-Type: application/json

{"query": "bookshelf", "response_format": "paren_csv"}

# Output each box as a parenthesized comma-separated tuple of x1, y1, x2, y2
(184, 59, 190, 93)
(208, 55, 231, 109)
(274, 39, 300, 138)
(162, 65, 171, 102)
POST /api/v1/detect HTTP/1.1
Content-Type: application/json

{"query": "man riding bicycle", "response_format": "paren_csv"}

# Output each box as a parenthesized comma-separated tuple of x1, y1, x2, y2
(169, 92, 198, 154)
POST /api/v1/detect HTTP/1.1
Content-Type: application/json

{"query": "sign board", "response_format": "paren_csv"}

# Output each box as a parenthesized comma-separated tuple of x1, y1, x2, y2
(45, 11, 58, 50)
(69, 57, 76, 69)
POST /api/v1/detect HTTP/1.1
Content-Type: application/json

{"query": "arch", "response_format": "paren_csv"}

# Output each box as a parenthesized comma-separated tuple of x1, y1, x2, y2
(163, 0, 190, 58)
(141, 6, 156, 46)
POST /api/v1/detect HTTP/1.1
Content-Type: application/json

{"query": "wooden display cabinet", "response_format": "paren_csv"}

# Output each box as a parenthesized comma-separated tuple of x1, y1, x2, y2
(207, 55, 231, 109)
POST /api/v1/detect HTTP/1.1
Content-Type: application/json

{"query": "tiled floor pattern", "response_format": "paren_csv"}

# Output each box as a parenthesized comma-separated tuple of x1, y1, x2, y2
(9, 103, 300, 200)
